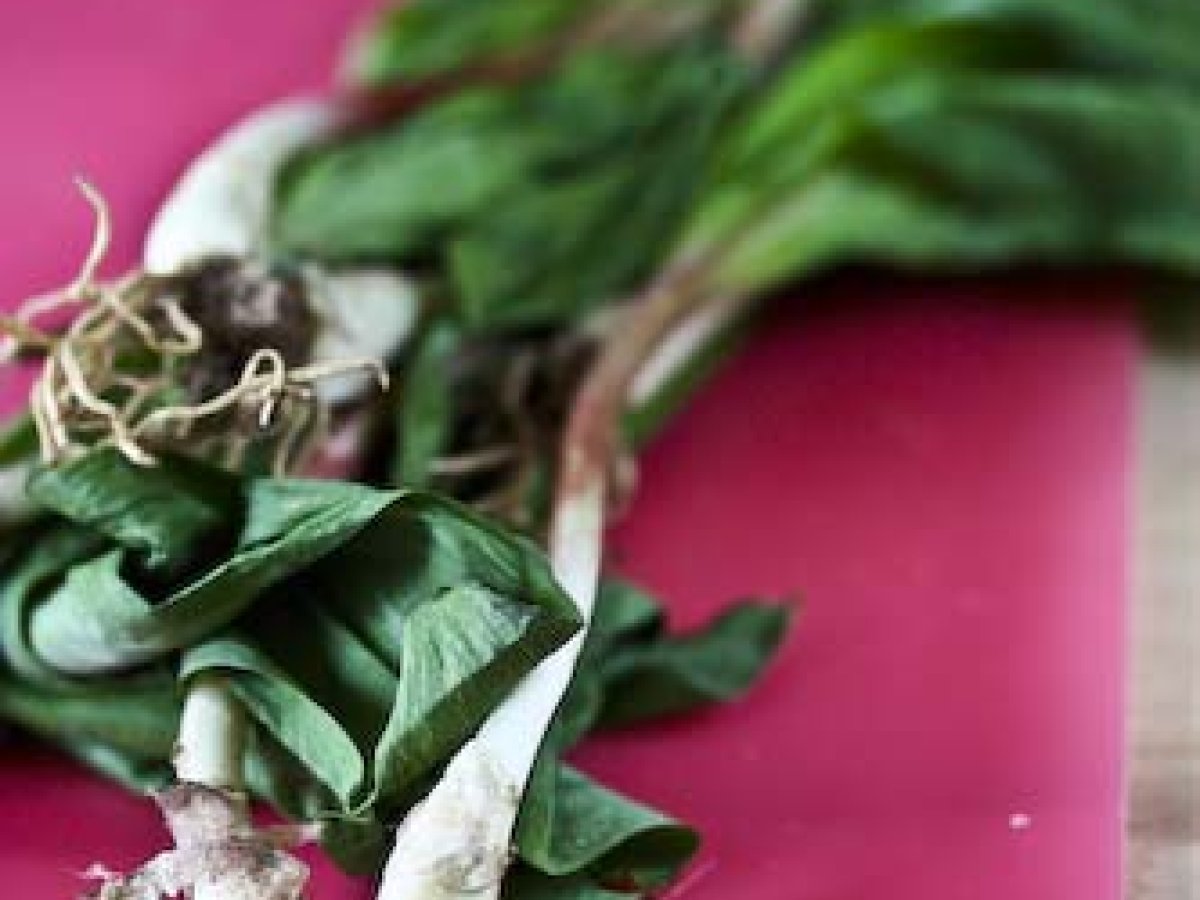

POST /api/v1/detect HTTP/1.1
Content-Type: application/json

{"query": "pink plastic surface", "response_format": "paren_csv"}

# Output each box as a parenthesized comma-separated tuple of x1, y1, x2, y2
(0, 3, 1131, 898)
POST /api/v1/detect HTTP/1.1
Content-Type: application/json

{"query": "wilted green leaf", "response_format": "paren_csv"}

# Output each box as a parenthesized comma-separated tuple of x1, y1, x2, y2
(28, 449, 237, 575)
(598, 600, 791, 728)
(275, 91, 542, 261)
(0, 667, 179, 762)
(510, 580, 789, 895)
(13, 453, 402, 675)
(0, 450, 581, 872)
(0, 523, 106, 683)
(517, 761, 697, 890)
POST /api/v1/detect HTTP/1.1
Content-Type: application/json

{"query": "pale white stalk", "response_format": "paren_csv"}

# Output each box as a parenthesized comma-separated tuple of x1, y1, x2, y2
(376, 263, 709, 900)
(174, 673, 245, 790)
(576, 291, 747, 411)
(478, 470, 607, 782)
(139, 104, 326, 899)
(629, 292, 745, 408)
(302, 265, 418, 405)
(87, 674, 311, 900)
(144, 99, 336, 275)
(174, 675, 251, 900)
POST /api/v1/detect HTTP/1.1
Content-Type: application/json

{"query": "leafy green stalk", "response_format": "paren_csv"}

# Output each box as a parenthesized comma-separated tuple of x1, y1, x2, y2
(676, 7, 1200, 298)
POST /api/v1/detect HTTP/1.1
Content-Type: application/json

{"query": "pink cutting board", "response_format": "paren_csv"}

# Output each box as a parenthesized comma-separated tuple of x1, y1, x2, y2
(0, 3, 1130, 898)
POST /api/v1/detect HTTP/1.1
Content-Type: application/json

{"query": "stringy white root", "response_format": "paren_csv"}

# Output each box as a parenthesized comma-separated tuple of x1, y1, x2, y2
(2, 183, 387, 474)
(84, 785, 309, 900)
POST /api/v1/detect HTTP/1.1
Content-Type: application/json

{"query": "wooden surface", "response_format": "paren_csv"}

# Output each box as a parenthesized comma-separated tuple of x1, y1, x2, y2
(1128, 349, 1200, 897)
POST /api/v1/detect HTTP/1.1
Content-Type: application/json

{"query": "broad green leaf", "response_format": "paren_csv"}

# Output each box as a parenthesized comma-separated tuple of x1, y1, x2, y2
(517, 761, 697, 890)
(0, 668, 179, 760)
(446, 47, 746, 328)
(511, 582, 787, 895)
(548, 580, 662, 749)
(368, 581, 548, 803)
(183, 638, 370, 811)
(276, 47, 748, 328)
(1, 452, 581, 875)
(818, 0, 1200, 87)
(598, 601, 791, 728)
(552, 582, 790, 737)
(699, 77, 1200, 296)
(585, 581, 664, 655)
(680, 2, 1200, 293)
(67, 741, 174, 793)
(182, 577, 563, 823)
(19, 468, 400, 674)
(275, 90, 544, 260)
(707, 18, 1014, 184)
(28, 449, 237, 575)
(676, 5, 1200, 295)
(0, 523, 106, 683)
(243, 729, 391, 872)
